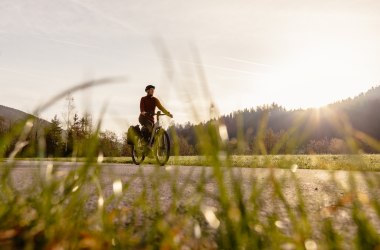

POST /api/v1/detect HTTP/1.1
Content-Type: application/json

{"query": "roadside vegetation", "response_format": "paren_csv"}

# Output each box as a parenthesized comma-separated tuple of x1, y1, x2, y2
(104, 154, 380, 171)
(14, 154, 380, 172)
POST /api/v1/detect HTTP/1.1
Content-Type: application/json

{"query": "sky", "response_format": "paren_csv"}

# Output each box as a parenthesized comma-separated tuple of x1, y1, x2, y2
(1, 0, 380, 136)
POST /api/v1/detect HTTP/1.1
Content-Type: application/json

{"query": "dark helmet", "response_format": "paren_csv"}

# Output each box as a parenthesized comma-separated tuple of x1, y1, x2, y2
(145, 85, 155, 92)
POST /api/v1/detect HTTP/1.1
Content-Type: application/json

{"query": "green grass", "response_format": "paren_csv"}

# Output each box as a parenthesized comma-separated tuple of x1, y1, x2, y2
(14, 154, 380, 171)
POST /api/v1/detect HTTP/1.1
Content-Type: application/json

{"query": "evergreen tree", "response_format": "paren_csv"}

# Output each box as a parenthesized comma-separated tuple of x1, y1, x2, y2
(0, 116, 6, 136)
(46, 115, 63, 156)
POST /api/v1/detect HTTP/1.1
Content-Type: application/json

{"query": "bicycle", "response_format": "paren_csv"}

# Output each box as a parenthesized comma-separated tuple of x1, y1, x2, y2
(131, 111, 171, 166)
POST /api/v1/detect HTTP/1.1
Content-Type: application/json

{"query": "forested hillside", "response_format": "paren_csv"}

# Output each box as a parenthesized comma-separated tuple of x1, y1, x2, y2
(1, 86, 379, 157)
(170, 86, 380, 155)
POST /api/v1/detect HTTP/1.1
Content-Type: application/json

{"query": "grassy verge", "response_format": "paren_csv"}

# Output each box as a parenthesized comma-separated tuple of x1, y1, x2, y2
(11, 154, 380, 171)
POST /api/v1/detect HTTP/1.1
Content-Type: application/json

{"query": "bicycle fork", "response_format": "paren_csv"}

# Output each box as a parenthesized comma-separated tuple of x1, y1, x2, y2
(148, 123, 159, 146)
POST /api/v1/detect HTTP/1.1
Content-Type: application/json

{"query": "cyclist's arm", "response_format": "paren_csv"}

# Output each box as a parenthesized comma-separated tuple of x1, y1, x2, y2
(140, 98, 147, 115)
(155, 98, 171, 115)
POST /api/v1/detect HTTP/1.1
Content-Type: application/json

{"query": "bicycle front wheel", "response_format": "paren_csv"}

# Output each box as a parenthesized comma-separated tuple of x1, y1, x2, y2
(154, 129, 170, 166)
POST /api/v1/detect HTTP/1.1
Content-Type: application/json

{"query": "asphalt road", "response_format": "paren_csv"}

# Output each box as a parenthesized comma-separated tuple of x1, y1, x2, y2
(5, 161, 380, 246)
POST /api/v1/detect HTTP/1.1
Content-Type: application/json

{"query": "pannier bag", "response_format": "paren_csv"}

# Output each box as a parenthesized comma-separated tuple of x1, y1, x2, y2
(127, 125, 141, 145)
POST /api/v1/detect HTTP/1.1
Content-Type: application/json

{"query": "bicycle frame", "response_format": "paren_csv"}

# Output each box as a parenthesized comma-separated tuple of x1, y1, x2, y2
(147, 111, 166, 146)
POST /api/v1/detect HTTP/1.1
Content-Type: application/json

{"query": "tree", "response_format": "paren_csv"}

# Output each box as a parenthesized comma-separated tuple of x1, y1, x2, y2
(67, 113, 94, 157)
(328, 138, 347, 154)
(264, 128, 276, 154)
(80, 113, 92, 137)
(99, 130, 121, 157)
(0, 116, 6, 136)
(45, 115, 63, 156)
(71, 113, 81, 138)
(62, 93, 75, 153)
(306, 137, 330, 154)
(175, 135, 195, 155)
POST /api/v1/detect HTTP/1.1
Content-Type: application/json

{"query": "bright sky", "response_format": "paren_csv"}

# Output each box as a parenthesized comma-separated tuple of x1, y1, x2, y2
(1, 0, 380, 136)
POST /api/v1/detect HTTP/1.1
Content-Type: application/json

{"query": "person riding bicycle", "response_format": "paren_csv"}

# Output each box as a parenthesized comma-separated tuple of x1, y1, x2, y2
(139, 84, 173, 142)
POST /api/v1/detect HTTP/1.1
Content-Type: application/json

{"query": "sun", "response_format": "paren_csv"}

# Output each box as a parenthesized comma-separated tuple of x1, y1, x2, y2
(259, 38, 371, 109)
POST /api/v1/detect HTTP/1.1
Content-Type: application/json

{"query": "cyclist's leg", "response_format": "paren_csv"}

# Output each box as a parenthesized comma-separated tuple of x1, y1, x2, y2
(138, 116, 153, 142)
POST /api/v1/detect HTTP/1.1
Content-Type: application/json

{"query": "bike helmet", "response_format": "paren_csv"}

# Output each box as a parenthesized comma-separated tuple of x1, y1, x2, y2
(145, 85, 155, 92)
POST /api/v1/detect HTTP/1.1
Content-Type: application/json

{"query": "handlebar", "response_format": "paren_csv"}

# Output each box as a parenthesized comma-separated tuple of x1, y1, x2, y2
(146, 111, 172, 118)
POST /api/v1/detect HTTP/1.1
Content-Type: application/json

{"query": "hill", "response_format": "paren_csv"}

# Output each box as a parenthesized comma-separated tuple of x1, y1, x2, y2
(170, 85, 380, 154)
(0, 105, 50, 129)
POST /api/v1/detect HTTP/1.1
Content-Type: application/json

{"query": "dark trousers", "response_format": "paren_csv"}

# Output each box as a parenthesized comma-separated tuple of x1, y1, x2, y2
(139, 115, 154, 141)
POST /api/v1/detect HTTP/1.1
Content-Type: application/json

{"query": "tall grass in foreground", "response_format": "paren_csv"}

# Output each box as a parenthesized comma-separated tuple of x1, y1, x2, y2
(1, 80, 380, 249)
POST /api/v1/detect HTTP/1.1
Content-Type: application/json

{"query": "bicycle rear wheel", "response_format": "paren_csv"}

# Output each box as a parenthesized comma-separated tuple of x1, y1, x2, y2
(131, 138, 145, 165)
(154, 129, 170, 166)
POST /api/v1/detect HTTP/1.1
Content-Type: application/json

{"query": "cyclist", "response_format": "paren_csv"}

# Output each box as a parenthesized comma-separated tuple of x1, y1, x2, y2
(139, 84, 173, 142)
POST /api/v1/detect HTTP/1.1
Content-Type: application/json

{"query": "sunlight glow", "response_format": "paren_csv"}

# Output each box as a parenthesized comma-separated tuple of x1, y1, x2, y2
(201, 205, 220, 229)
(258, 39, 374, 109)
(305, 240, 318, 250)
(98, 196, 104, 209)
(113, 179, 123, 196)
(97, 152, 104, 163)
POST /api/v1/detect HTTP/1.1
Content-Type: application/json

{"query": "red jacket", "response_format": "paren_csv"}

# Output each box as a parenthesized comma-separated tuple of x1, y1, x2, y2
(139, 95, 169, 123)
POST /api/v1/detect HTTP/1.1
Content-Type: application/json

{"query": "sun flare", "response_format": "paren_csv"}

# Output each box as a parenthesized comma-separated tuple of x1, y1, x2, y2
(258, 38, 375, 109)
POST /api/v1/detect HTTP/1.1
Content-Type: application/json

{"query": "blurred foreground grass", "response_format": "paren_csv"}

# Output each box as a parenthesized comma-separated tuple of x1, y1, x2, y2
(1, 79, 380, 249)
(2, 154, 380, 249)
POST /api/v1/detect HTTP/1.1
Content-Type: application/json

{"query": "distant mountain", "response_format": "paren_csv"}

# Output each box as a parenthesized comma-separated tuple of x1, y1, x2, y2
(0, 105, 50, 129)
